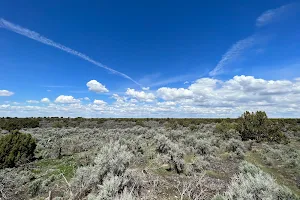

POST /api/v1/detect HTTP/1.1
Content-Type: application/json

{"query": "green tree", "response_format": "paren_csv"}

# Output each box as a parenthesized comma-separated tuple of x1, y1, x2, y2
(236, 111, 287, 143)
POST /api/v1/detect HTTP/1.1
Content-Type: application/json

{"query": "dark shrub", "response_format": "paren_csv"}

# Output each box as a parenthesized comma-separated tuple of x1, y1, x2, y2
(236, 111, 288, 143)
(0, 132, 37, 168)
(215, 120, 238, 139)
(0, 118, 39, 131)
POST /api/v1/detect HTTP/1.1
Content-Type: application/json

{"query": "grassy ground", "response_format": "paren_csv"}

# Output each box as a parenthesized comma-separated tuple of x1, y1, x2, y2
(246, 148, 300, 196)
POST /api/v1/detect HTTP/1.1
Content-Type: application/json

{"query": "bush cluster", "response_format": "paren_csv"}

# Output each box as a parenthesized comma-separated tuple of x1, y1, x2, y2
(70, 141, 135, 199)
(0, 132, 37, 168)
(155, 134, 185, 173)
(213, 161, 298, 200)
(236, 111, 288, 143)
(0, 118, 40, 131)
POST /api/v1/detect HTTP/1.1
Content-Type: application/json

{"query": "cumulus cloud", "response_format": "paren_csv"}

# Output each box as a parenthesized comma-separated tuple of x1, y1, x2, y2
(0, 90, 14, 96)
(94, 99, 107, 105)
(126, 88, 156, 102)
(55, 95, 80, 104)
(112, 94, 126, 104)
(27, 100, 39, 104)
(86, 80, 109, 93)
(142, 87, 150, 91)
(2, 75, 300, 118)
(41, 98, 50, 103)
(130, 99, 138, 103)
(157, 101, 177, 106)
(84, 97, 90, 101)
(188, 75, 300, 107)
(157, 87, 193, 101)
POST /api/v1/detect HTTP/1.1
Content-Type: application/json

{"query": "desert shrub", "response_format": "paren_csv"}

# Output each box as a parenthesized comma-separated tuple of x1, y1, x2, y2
(86, 170, 142, 200)
(155, 134, 172, 154)
(213, 161, 299, 200)
(52, 122, 63, 128)
(223, 138, 246, 159)
(191, 156, 210, 173)
(169, 152, 185, 174)
(135, 120, 145, 127)
(195, 139, 217, 156)
(94, 141, 133, 177)
(164, 120, 178, 129)
(236, 111, 288, 143)
(189, 124, 198, 131)
(0, 132, 36, 168)
(215, 121, 238, 139)
(28, 179, 43, 197)
(113, 188, 136, 200)
(155, 134, 185, 173)
(260, 144, 300, 170)
(89, 174, 123, 200)
(71, 141, 133, 199)
(71, 166, 99, 196)
(184, 135, 198, 148)
(0, 118, 40, 131)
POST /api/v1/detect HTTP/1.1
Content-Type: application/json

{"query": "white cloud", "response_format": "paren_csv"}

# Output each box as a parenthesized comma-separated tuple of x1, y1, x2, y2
(55, 95, 80, 104)
(94, 99, 107, 105)
(294, 77, 300, 82)
(157, 101, 177, 106)
(209, 36, 256, 76)
(142, 87, 150, 91)
(130, 99, 138, 103)
(27, 100, 39, 104)
(112, 94, 127, 104)
(256, 4, 293, 27)
(0, 90, 14, 96)
(84, 97, 90, 101)
(157, 87, 193, 101)
(126, 88, 156, 102)
(149, 74, 196, 87)
(41, 98, 50, 103)
(189, 78, 219, 95)
(86, 80, 109, 93)
(2, 75, 300, 118)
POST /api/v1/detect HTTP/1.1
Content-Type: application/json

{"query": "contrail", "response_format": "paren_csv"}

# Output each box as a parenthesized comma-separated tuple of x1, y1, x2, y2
(209, 36, 256, 76)
(0, 18, 141, 86)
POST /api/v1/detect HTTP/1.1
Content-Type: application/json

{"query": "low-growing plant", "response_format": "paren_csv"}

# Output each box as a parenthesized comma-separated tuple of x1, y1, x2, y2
(213, 161, 299, 200)
(70, 141, 133, 199)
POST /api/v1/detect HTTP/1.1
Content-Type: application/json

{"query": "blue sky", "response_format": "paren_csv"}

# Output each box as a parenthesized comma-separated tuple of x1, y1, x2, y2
(1, 0, 300, 117)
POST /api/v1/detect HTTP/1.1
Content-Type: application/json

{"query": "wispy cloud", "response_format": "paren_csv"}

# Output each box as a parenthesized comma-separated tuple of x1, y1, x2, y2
(256, 3, 294, 27)
(209, 35, 256, 76)
(43, 85, 72, 88)
(141, 74, 201, 88)
(209, 3, 299, 77)
(0, 18, 141, 86)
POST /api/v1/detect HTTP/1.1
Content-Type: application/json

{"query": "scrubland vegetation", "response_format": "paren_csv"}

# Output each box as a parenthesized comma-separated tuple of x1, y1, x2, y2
(0, 111, 299, 199)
